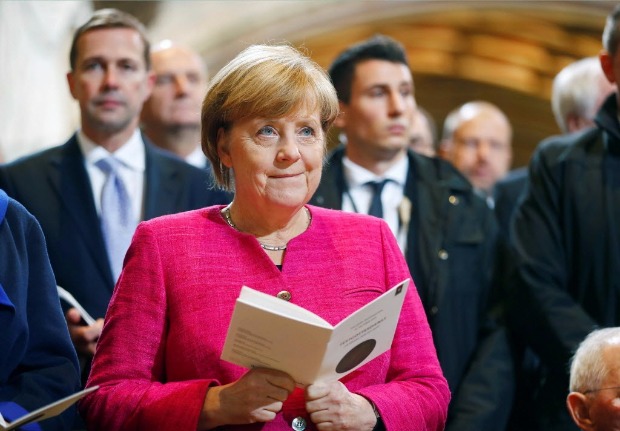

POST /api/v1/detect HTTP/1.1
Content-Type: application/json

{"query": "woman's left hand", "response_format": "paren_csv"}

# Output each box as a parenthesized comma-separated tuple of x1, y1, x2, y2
(305, 381, 377, 431)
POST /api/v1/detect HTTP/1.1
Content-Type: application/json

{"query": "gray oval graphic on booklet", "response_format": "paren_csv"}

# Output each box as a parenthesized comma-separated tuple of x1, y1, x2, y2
(336, 339, 377, 374)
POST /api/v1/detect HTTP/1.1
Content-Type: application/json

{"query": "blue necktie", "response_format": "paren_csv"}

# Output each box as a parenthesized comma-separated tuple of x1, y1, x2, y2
(366, 179, 390, 218)
(96, 157, 136, 281)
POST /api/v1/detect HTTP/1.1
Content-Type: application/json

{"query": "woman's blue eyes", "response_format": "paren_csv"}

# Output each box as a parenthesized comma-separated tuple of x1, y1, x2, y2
(258, 126, 276, 136)
(257, 126, 315, 137)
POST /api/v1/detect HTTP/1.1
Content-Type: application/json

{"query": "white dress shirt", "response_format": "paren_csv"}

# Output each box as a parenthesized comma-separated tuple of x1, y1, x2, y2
(342, 155, 409, 252)
(77, 129, 146, 223)
(185, 145, 208, 168)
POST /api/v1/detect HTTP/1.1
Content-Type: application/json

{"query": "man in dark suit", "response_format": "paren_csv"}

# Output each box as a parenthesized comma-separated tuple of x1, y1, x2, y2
(0, 8, 229, 380)
(507, 6, 620, 430)
(494, 56, 616, 241)
(310, 35, 513, 430)
(494, 56, 616, 431)
(439, 100, 513, 209)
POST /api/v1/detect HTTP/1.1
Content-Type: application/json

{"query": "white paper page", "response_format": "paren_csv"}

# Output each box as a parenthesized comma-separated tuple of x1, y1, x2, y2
(0, 386, 98, 431)
(314, 279, 410, 382)
(221, 295, 333, 385)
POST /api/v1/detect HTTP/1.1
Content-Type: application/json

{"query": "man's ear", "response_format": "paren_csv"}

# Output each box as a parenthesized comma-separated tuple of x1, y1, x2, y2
(67, 71, 77, 100)
(438, 139, 453, 160)
(566, 113, 590, 134)
(142, 70, 156, 102)
(567, 392, 594, 431)
(333, 101, 347, 129)
(216, 127, 232, 168)
(600, 50, 616, 84)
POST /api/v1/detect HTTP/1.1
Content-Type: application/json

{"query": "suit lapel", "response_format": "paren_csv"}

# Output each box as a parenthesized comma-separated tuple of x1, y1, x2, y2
(48, 136, 114, 287)
(404, 154, 441, 307)
(143, 143, 182, 220)
(312, 146, 346, 209)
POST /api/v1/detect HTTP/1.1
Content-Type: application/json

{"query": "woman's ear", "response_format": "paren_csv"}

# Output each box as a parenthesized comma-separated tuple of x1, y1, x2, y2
(567, 392, 594, 431)
(216, 127, 232, 168)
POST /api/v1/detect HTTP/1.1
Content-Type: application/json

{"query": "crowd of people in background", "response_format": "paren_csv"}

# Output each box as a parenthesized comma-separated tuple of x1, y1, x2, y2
(2, 4, 620, 431)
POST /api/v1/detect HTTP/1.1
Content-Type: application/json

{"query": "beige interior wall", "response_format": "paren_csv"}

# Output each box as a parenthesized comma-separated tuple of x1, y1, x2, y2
(0, 0, 612, 165)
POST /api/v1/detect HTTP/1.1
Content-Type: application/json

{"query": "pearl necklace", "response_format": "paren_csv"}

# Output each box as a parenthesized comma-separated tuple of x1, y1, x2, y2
(222, 206, 311, 252)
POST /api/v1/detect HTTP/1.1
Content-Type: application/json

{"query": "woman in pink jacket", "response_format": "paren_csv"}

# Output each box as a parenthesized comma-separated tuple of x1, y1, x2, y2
(80, 43, 450, 431)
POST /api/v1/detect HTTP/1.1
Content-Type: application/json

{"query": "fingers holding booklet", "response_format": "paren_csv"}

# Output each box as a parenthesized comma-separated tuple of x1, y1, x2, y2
(202, 368, 296, 426)
(221, 279, 410, 386)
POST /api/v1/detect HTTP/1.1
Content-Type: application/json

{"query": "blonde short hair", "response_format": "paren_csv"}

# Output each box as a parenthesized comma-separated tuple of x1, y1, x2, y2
(201, 44, 339, 190)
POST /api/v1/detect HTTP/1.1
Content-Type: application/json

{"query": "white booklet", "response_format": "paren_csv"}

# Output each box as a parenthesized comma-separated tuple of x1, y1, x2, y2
(221, 279, 409, 385)
(0, 386, 98, 431)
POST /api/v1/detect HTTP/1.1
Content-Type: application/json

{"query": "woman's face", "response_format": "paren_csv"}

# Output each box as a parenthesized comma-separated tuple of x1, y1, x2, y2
(218, 105, 325, 210)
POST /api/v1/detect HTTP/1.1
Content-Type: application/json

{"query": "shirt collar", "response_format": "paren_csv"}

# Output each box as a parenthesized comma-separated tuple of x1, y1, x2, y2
(77, 129, 146, 172)
(342, 153, 408, 189)
(185, 145, 208, 168)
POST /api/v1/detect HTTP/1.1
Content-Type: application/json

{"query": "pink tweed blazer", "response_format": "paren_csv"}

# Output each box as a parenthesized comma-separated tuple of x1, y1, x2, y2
(80, 205, 449, 430)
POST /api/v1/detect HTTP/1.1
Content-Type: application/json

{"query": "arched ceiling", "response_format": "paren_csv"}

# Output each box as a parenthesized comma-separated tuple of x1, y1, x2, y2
(107, 0, 616, 167)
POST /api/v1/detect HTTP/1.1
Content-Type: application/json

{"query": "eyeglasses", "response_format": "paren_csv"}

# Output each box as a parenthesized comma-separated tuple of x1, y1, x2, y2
(583, 386, 620, 395)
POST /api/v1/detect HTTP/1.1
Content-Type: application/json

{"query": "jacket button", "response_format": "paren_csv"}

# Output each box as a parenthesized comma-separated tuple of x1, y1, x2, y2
(430, 305, 439, 315)
(449, 195, 459, 205)
(438, 249, 449, 260)
(277, 290, 292, 301)
(292, 416, 307, 430)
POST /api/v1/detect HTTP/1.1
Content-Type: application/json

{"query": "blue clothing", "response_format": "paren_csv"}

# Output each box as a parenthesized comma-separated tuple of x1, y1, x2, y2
(0, 189, 80, 430)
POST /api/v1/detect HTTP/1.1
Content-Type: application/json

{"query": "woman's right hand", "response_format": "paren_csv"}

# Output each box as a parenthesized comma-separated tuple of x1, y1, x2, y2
(198, 367, 296, 430)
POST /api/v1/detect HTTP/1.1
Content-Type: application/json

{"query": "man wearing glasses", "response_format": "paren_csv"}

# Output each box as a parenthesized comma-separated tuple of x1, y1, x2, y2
(566, 327, 620, 430)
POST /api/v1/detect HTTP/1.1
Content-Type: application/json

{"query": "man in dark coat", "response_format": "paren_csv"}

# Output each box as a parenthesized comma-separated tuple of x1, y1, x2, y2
(311, 34, 513, 430)
(495, 56, 615, 431)
(495, 55, 615, 242)
(507, 5, 620, 430)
